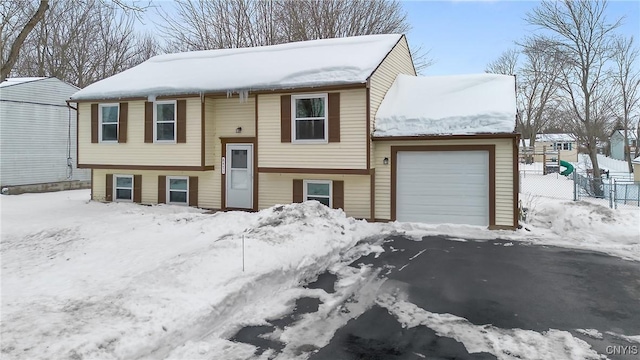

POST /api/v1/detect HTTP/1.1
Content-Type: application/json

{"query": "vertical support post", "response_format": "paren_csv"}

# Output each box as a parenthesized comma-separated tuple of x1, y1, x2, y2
(573, 169, 578, 201)
(609, 177, 613, 208)
(543, 146, 547, 175)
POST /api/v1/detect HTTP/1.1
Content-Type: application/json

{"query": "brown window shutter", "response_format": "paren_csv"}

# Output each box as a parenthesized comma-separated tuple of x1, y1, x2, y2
(332, 180, 344, 210)
(145, 101, 153, 143)
(293, 179, 303, 203)
(328, 93, 340, 142)
(105, 173, 113, 201)
(133, 174, 142, 203)
(158, 175, 166, 203)
(331, 181, 344, 210)
(189, 176, 198, 207)
(177, 100, 187, 143)
(281, 95, 291, 142)
(118, 102, 128, 143)
(91, 104, 98, 143)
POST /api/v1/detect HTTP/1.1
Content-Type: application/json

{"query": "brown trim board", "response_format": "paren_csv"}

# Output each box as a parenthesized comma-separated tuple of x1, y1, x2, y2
(258, 167, 370, 175)
(254, 96, 259, 211)
(373, 133, 519, 141)
(76, 104, 80, 167)
(90, 168, 94, 200)
(366, 87, 371, 170)
(370, 168, 375, 221)
(220, 137, 258, 211)
(390, 145, 497, 228)
(78, 164, 214, 171)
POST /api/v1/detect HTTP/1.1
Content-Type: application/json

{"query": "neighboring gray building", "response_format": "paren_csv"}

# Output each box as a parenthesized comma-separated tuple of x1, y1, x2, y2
(0, 77, 90, 190)
(610, 129, 638, 161)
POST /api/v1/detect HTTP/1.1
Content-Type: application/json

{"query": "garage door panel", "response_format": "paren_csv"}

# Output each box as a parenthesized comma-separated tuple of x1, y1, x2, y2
(396, 150, 489, 226)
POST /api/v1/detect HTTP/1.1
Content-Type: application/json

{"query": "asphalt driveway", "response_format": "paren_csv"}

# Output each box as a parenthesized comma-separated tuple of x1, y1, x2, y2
(233, 235, 640, 359)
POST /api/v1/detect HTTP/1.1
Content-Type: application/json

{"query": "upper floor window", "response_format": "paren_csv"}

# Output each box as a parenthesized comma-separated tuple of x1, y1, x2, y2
(292, 94, 328, 143)
(154, 100, 176, 142)
(99, 104, 119, 142)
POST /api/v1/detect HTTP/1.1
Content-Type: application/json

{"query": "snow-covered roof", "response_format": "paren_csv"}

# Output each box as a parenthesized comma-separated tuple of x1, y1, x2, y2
(0, 77, 48, 88)
(70, 34, 404, 101)
(373, 73, 516, 137)
(536, 133, 576, 142)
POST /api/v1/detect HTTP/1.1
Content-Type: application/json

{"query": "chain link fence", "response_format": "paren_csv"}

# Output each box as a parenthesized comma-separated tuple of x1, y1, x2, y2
(520, 169, 640, 209)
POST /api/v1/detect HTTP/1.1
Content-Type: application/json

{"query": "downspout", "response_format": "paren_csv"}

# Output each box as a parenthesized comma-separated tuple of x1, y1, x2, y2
(65, 100, 77, 180)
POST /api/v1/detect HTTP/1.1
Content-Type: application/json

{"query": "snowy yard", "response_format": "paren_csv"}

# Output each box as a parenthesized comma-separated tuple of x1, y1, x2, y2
(1, 188, 638, 359)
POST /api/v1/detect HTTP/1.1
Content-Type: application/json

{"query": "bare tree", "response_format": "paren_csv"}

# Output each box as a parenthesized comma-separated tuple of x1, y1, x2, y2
(611, 35, 640, 172)
(486, 41, 563, 151)
(156, 0, 431, 69)
(0, 0, 48, 82)
(526, 0, 621, 195)
(12, 0, 158, 87)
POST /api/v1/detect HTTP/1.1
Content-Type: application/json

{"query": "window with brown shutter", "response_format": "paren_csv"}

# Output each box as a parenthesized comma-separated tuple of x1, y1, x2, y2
(177, 100, 187, 143)
(118, 103, 128, 143)
(281, 95, 291, 142)
(189, 176, 198, 206)
(158, 175, 166, 203)
(91, 104, 98, 143)
(105, 174, 113, 201)
(145, 101, 153, 143)
(133, 174, 142, 203)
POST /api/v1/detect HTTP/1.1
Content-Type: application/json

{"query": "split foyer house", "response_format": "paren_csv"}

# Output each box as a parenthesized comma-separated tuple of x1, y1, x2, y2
(70, 34, 519, 229)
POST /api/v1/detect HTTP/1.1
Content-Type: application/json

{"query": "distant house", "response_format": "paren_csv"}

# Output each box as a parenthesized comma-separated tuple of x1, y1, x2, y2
(0, 77, 90, 192)
(520, 133, 577, 163)
(610, 129, 638, 161)
(70, 34, 519, 229)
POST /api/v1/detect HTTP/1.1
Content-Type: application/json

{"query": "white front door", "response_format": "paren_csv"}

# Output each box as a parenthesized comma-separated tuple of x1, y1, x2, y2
(226, 144, 253, 209)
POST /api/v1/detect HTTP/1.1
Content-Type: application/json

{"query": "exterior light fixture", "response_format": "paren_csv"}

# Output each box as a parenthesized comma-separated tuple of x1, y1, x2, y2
(236, 127, 242, 133)
(383, 157, 389, 165)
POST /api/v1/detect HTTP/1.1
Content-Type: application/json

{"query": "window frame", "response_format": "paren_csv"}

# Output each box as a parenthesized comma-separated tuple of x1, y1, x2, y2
(98, 103, 119, 143)
(166, 176, 189, 205)
(303, 179, 332, 207)
(113, 174, 133, 202)
(291, 93, 329, 144)
(154, 100, 177, 143)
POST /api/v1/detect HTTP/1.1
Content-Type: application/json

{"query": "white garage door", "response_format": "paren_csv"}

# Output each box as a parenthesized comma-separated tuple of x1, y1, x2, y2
(396, 150, 489, 226)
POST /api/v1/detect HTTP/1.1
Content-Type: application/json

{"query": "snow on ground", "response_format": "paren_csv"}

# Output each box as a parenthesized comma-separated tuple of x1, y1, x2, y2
(378, 295, 603, 360)
(1, 185, 638, 359)
(373, 73, 516, 137)
(0, 190, 383, 360)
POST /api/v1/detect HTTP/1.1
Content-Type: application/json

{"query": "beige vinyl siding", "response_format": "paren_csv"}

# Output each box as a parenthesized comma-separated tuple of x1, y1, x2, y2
(374, 138, 515, 227)
(92, 168, 218, 208)
(257, 89, 367, 169)
(368, 37, 415, 168)
(530, 141, 578, 163)
(204, 98, 216, 166)
(634, 163, 640, 182)
(259, 173, 370, 219)
(205, 95, 256, 169)
(78, 98, 202, 166)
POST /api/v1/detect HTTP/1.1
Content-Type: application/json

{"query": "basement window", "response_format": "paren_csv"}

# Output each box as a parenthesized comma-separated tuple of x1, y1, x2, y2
(304, 180, 332, 207)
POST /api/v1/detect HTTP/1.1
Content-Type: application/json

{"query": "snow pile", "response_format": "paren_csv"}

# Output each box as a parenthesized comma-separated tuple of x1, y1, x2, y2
(0, 190, 381, 360)
(522, 198, 640, 261)
(70, 34, 402, 100)
(378, 295, 603, 360)
(374, 73, 516, 137)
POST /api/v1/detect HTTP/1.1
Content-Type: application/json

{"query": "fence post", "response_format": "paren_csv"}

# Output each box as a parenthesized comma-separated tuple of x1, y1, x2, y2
(573, 169, 578, 201)
(609, 177, 613, 209)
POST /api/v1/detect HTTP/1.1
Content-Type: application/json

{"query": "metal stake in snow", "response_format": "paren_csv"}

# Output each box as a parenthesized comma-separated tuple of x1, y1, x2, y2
(242, 234, 245, 272)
